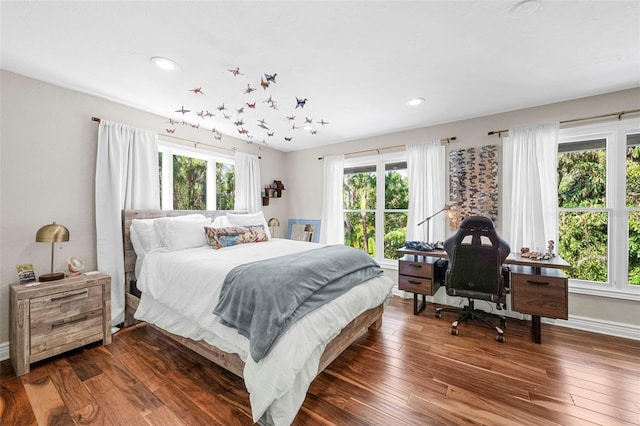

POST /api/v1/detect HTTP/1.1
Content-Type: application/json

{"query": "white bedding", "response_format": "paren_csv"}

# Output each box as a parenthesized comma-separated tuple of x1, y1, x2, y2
(134, 238, 394, 425)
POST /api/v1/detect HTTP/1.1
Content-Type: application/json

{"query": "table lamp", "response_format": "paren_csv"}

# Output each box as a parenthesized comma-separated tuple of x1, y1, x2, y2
(268, 217, 280, 238)
(417, 204, 454, 243)
(35, 221, 69, 282)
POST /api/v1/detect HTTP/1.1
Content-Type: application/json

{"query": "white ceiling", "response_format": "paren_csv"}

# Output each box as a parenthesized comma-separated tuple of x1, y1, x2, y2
(1, 1, 639, 152)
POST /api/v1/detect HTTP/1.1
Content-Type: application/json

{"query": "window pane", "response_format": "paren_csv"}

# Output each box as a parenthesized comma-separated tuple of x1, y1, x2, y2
(629, 211, 640, 285)
(626, 133, 640, 207)
(173, 155, 206, 210)
(558, 211, 608, 282)
(344, 212, 376, 256)
(384, 212, 407, 259)
(385, 164, 408, 209)
(216, 163, 235, 210)
(558, 140, 606, 208)
(344, 171, 376, 210)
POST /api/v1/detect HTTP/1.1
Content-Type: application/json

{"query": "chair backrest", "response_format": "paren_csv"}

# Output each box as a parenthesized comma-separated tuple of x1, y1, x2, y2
(444, 216, 510, 303)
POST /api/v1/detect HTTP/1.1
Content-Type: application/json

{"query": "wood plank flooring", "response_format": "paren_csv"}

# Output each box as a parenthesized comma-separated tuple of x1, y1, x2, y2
(2, 296, 640, 425)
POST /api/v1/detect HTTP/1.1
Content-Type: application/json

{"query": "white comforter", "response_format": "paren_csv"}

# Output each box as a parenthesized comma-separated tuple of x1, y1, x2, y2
(134, 239, 394, 425)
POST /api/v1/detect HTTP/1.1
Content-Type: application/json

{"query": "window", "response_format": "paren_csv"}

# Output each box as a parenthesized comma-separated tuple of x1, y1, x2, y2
(158, 141, 234, 210)
(558, 118, 640, 298)
(343, 152, 408, 262)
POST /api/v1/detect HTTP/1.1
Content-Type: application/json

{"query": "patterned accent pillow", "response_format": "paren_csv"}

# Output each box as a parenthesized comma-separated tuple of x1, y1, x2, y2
(204, 225, 269, 250)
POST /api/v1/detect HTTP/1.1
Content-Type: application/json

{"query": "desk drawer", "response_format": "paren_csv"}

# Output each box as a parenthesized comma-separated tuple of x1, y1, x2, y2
(511, 272, 568, 319)
(399, 275, 436, 295)
(399, 260, 434, 279)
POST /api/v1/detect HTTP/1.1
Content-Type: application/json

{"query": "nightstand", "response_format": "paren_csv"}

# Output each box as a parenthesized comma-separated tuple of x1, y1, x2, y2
(9, 273, 111, 376)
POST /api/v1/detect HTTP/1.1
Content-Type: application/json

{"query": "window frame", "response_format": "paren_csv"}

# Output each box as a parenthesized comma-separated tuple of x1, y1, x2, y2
(558, 117, 640, 301)
(343, 151, 408, 266)
(158, 140, 234, 210)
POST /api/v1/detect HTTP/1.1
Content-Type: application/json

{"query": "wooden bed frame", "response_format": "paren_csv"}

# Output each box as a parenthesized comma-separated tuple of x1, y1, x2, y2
(121, 209, 384, 379)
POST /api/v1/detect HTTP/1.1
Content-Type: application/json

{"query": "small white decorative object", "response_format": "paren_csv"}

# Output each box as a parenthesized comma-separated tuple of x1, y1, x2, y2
(67, 256, 85, 277)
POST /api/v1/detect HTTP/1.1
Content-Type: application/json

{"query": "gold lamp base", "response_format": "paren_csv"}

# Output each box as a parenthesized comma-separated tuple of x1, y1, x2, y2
(39, 272, 65, 282)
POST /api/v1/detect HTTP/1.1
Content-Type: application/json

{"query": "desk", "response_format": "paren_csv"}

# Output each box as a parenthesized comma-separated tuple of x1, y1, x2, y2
(397, 247, 571, 344)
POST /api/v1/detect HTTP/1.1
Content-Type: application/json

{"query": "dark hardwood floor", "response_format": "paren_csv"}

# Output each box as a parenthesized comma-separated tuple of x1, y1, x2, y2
(2, 296, 640, 425)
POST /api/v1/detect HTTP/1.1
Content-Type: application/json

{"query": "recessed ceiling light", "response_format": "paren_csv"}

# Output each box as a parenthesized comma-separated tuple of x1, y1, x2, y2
(406, 97, 425, 107)
(150, 56, 179, 71)
(509, 0, 540, 18)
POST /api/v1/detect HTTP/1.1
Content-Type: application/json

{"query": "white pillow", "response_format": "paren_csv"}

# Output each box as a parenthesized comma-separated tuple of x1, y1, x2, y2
(130, 214, 209, 276)
(129, 223, 150, 278)
(152, 214, 210, 251)
(212, 215, 231, 228)
(226, 211, 271, 239)
(166, 219, 210, 251)
(131, 217, 168, 278)
(131, 218, 163, 256)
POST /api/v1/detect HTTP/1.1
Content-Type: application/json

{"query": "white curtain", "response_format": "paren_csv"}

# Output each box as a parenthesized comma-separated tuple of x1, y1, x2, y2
(234, 151, 261, 213)
(95, 120, 159, 326)
(320, 154, 345, 244)
(502, 123, 559, 252)
(406, 141, 446, 242)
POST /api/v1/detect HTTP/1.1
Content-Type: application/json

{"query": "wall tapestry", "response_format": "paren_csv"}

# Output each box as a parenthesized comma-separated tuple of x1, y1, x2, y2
(448, 144, 498, 229)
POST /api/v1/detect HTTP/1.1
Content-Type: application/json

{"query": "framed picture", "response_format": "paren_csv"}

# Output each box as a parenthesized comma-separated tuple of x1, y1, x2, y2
(448, 144, 499, 229)
(287, 219, 321, 243)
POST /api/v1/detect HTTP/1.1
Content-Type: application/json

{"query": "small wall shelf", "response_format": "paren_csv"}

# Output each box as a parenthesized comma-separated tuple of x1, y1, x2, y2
(262, 180, 285, 206)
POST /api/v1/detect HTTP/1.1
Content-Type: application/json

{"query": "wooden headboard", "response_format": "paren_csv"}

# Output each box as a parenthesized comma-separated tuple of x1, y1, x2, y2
(121, 210, 244, 288)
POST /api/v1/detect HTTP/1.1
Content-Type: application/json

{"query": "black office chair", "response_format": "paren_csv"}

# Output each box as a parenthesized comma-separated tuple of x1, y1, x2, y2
(435, 216, 511, 342)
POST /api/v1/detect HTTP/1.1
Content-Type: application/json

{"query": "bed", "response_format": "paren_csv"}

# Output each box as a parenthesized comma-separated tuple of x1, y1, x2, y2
(121, 209, 394, 425)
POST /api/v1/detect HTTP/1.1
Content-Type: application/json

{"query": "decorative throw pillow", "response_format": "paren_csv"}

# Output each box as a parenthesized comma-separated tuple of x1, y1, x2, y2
(205, 225, 269, 250)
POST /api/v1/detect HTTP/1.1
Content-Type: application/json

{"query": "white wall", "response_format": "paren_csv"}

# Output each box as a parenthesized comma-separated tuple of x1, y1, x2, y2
(285, 87, 640, 338)
(0, 70, 288, 346)
(1, 69, 638, 350)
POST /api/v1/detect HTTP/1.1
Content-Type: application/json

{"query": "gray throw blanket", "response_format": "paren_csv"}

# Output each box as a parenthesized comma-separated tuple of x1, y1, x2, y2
(213, 244, 383, 362)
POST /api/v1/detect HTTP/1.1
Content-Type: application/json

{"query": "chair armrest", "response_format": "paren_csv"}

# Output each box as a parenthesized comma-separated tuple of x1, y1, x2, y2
(501, 266, 511, 292)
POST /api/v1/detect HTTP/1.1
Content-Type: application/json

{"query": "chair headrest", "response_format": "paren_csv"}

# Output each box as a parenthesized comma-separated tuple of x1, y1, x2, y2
(459, 216, 495, 230)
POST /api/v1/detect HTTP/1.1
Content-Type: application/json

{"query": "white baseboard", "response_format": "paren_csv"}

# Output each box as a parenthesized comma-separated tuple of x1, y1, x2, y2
(544, 315, 640, 341)
(0, 341, 9, 361)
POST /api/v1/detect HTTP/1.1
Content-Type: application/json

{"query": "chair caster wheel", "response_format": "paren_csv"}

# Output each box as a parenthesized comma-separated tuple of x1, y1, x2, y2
(435, 311, 442, 319)
(496, 334, 505, 343)
(451, 328, 459, 336)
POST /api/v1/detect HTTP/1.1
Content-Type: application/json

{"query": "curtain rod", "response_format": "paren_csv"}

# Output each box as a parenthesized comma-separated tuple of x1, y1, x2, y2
(317, 136, 457, 160)
(91, 116, 260, 158)
(487, 109, 640, 137)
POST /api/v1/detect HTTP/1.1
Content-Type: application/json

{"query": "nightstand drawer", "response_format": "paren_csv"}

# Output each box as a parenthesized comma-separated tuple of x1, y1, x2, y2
(399, 260, 434, 279)
(31, 285, 103, 319)
(30, 309, 104, 358)
(511, 272, 568, 319)
(399, 275, 434, 295)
